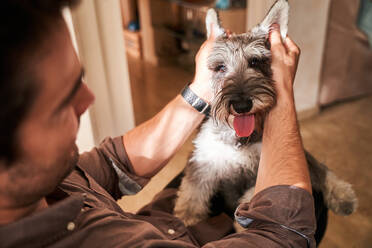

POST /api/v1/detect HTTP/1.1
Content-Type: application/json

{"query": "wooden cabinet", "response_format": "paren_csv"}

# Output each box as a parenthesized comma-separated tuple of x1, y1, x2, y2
(121, 0, 247, 65)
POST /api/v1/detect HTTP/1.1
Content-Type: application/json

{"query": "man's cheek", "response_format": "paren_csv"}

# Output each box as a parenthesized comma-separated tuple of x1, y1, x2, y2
(59, 109, 79, 141)
(69, 109, 80, 138)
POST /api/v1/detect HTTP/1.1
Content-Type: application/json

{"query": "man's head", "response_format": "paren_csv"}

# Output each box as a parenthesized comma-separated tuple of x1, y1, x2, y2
(0, 0, 94, 208)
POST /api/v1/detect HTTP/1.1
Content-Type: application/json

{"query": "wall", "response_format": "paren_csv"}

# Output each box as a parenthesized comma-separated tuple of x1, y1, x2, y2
(247, 0, 331, 118)
(63, 8, 95, 153)
(70, 0, 135, 147)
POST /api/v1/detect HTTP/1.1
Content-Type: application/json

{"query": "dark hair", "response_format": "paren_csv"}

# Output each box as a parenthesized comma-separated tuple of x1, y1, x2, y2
(0, 0, 79, 166)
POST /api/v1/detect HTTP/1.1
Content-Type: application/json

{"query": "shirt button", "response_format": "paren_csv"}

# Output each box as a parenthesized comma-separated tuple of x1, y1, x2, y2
(67, 222, 76, 231)
(167, 229, 175, 235)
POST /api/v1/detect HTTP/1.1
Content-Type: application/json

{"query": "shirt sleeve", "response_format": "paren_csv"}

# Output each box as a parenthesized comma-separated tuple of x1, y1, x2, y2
(77, 136, 150, 200)
(203, 185, 317, 248)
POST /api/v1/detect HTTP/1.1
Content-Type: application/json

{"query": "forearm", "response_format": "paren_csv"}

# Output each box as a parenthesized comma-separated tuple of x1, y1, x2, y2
(255, 93, 312, 194)
(123, 27, 215, 178)
(123, 94, 205, 178)
(252, 23, 312, 195)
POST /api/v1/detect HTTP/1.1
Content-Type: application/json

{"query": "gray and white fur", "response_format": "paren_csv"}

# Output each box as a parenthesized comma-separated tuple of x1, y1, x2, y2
(174, 0, 358, 227)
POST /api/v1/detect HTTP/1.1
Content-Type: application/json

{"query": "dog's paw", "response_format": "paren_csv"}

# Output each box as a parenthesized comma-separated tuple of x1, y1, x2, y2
(325, 173, 358, 216)
(238, 187, 255, 204)
(174, 196, 209, 226)
(174, 205, 204, 226)
(233, 221, 246, 233)
(182, 216, 204, 227)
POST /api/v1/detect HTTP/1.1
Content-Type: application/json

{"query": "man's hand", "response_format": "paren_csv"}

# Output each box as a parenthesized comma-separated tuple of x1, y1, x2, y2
(270, 24, 301, 102)
(189, 25, 218, 103)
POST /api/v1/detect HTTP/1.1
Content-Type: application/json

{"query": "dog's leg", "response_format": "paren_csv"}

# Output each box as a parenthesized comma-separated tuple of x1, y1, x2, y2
(233, 186, 256, 232)
(239, 186, 256, 204)
(174, 161, 219, 226)
(306, 151, 358, 216)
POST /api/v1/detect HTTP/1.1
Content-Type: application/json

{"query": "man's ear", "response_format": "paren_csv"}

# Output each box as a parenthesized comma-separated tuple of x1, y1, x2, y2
(206, 8, 225, 39)
(252, 0, 289, 39)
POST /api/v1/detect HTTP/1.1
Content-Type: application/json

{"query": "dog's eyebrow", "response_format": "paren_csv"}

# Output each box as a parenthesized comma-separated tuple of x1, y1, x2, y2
(55, 68, 85, 113)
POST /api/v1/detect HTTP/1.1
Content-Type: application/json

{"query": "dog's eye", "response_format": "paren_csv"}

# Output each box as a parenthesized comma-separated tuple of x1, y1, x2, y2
(248, 58, 260, 68)
(214, 64, 227, 73)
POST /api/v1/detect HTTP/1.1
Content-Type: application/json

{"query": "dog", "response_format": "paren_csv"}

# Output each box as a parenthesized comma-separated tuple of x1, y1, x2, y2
(174, 0, 358, 228)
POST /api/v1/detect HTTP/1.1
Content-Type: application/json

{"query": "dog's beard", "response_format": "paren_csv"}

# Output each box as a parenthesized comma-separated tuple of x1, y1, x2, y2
(210, 77, 275, 145)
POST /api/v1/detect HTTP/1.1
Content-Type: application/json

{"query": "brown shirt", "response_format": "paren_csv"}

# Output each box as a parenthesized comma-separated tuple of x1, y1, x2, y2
(0, 137, 316, 247)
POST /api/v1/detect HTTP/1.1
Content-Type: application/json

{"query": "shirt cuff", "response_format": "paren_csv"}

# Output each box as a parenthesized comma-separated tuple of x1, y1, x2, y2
(234, 185, 316, 246)
(101, 136, 150, 195)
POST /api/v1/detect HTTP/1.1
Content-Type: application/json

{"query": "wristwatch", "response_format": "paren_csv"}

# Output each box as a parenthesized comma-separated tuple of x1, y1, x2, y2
(180, 84, 211, 116)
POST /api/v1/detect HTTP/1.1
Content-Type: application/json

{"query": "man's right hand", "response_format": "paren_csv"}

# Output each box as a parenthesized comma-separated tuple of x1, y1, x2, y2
(189, 25, 217, 104)
(269, 24, 301, 103)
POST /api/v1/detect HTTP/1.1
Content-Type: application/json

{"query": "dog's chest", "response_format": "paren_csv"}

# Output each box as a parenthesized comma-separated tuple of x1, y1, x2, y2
(191, 120, 261, 172)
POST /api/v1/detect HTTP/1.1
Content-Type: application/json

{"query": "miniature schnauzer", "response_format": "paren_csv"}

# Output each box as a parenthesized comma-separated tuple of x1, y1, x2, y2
(174, 0, 358, 227)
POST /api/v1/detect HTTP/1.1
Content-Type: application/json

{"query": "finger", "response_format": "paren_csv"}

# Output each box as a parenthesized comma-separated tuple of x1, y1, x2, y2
(284, 36, 300, 56)
(269, 24, 285, 55)
(225, 29, 232, 37)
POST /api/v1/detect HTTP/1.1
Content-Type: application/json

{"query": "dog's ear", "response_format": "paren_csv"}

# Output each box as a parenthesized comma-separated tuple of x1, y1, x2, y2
(252, 0, 289, 39)
(206, 8, 225, 39)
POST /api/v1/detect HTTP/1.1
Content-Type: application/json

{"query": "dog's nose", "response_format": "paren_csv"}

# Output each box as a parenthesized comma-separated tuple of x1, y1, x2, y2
(231, 99, 253, 114)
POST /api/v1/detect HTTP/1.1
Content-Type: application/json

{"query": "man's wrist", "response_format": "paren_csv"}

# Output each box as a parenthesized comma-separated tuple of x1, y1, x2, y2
(274, 84, 295, 107)
(189, 81, 213, 104)
(267, 91, 297, 127)
(277, 94, 295, 109)
(181, 84, 211, 116)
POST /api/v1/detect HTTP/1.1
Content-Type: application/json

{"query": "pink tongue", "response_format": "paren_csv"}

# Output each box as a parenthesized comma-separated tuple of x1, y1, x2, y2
(233, 115, 255, 137)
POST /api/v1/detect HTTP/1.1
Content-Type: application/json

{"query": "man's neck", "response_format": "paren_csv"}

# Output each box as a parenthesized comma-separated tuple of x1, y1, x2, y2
(0, 198, 48, 225)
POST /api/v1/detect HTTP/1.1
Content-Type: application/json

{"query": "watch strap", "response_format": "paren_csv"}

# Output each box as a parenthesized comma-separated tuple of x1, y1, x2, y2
(181, 84, 210, 116)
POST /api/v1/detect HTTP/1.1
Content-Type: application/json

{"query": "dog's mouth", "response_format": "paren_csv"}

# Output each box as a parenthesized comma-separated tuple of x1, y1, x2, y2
(233, 114, 255, 138)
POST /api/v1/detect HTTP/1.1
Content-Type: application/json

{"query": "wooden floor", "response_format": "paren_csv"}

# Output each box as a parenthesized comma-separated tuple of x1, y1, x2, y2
(301, 97, 372, 248)
(118, 55, 372, 247)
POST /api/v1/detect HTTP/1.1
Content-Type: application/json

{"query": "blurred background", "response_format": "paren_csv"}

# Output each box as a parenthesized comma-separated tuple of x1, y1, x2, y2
(65, 0, 372, 247)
